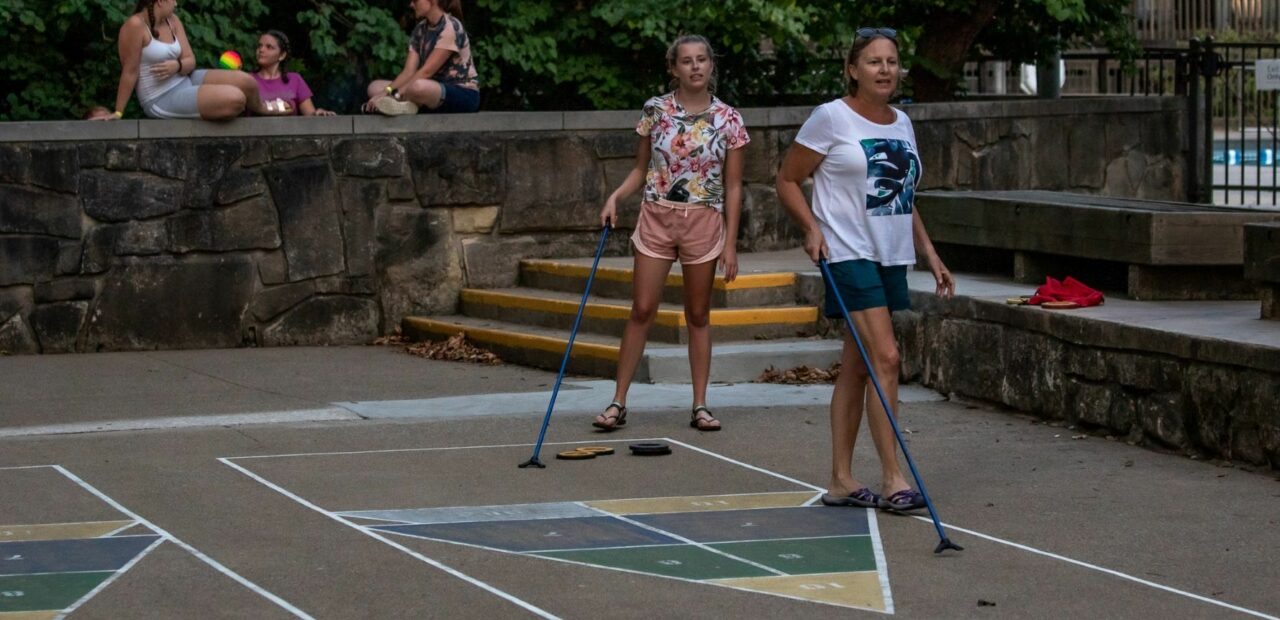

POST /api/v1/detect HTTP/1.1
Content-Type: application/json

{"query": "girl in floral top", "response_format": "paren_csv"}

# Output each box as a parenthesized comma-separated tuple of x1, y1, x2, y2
(593, 34, 750, 433)
(365, 0, 479, 115)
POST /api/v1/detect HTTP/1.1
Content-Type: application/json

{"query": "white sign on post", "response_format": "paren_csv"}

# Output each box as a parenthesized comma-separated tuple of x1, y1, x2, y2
(1257, 59, 1280, 91)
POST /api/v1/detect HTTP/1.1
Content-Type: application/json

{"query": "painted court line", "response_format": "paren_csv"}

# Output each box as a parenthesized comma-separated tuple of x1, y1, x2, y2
(376, 527, 758, 594)
(0, 409, 359, 438)
(103, 521, 138, 537)
(665, 438, 1275, 620)
(223, 437, 668, 461)
(576, 503, 787, 577)
(58, 536, 163, 618)
(224, 440, 892, 615)
(50, 465, 315, 620)
(218, 458, 559, 620)
(909, 516, 1279, 620)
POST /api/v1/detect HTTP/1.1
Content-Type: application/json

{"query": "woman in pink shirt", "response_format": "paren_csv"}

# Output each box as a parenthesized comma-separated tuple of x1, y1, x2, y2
(592, 34, 748, 433)
(252, 30, 334, 116)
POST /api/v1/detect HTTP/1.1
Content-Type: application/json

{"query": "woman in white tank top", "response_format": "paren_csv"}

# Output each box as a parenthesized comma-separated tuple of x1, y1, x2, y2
(105, 0, 289, 120)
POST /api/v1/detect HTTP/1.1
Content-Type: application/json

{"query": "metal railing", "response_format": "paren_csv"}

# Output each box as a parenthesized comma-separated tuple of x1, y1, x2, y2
(1194, 38, 1280, 206)
(1133, 0, 1280, 43)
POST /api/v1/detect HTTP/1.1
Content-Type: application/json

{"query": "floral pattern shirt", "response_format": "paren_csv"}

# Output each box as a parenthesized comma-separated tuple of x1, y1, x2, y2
(637, 93, 749, 211)
(409, 13, 478, 90)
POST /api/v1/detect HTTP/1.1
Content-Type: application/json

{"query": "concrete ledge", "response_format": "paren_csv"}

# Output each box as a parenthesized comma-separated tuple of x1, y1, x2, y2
(0, 97, 1181, 142)
(138, 115, 354, 138)
(0, 120, 140, 141)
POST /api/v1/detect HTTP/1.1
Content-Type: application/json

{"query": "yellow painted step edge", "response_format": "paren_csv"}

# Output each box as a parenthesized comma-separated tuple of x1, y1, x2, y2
(521, 260, 796, 291)
(462, 290, 817, 328)
(403, 317, 620, 362)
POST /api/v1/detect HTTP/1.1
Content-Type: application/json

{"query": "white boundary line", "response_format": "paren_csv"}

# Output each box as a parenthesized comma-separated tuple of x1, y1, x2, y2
(661, 437, 897, 613)
(866, 509, 896, 615)
(217, 457, 559, 620)
(908, 516, 1279, 620)
(51, 465, 315, 620)
(575, 502, 787, 576)
(664, 438, 1280, 620)
(222, 437, 668, 461)
(0, 464, 57, 470)
(103, 521, 139, 537)
(57, 536, 163, 619)
(0, 519, 133, 529)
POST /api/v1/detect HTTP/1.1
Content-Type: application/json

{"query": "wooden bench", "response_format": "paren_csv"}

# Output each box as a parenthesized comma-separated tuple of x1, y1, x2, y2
(917, 190, 1280, 300)
(1244, 223, 1280, 319)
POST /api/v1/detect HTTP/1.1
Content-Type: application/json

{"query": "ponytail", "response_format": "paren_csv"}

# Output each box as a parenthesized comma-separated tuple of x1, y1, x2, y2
(439, 0, 462, 19)
(133, 0, 158, 36)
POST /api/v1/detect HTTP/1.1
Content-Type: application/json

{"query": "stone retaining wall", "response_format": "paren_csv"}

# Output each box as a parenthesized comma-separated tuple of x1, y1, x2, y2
(0, 97, 1186, 353)
(894, 295, 1279, 469)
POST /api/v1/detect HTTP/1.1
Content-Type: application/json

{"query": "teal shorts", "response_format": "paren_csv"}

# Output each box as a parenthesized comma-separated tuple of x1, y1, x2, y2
(823, 259, 911, 317)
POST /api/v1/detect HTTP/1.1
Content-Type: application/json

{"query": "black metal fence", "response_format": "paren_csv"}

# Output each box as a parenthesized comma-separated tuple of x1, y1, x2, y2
(1192, 38, 1280, 206)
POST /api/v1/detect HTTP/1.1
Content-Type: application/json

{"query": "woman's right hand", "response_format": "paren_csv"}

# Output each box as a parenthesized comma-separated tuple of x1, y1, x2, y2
(363, 95, 383, 113)
(803, 228, 828, 263)
(599, 198, 618, 229)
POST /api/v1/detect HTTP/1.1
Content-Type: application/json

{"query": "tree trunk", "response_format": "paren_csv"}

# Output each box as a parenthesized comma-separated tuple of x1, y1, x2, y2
(910, 0, 1002, 102)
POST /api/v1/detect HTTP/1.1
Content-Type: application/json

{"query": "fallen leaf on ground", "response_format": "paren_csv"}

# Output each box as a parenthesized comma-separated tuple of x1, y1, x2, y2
(404, 332, 502, 365)
(755, 363, 841, 384)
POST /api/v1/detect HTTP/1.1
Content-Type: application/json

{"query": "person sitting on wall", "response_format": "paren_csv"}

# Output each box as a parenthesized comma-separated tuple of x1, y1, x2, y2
(104, 0, 289, 120)
(251, 30, 335, 116)
(364, 0, 479, 115)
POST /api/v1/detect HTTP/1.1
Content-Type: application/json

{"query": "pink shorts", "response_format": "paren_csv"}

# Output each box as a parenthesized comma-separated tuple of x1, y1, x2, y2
(631, 200, 726, 265)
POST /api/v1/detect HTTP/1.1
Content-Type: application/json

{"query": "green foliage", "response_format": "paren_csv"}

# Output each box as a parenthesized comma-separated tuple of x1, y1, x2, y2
(0, 0, 1142, 119)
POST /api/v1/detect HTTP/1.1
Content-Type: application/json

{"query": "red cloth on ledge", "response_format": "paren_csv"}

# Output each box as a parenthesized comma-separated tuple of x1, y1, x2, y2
(1027, 276, 1105, 307)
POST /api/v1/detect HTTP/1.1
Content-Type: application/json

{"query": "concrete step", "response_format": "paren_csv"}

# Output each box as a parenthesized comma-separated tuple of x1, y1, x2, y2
(401, 315, 842, 383)
(519, 259, 800, 307)
(459, 287, 819, 344)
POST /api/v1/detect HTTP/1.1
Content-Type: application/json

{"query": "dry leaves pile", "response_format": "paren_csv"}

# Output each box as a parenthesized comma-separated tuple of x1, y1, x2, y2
(375, 332, 502, 365)
(756, 363, 841, 384)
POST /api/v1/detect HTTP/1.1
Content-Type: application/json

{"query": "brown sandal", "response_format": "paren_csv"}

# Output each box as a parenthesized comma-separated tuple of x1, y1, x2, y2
(690, 405, 721, 431)
(592, 401, 627, 431)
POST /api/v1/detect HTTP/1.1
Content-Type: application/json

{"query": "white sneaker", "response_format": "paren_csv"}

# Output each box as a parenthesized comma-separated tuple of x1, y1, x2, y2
(374, 96, 419, 116)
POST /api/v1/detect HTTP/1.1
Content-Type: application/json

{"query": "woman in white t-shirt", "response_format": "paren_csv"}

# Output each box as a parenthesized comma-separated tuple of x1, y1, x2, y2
(592, 34, 749, 433)
(776, 28, 954, 512)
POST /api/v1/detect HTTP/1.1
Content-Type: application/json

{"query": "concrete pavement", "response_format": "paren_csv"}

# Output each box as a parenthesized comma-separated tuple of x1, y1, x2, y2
(1, 346, 1278, 618)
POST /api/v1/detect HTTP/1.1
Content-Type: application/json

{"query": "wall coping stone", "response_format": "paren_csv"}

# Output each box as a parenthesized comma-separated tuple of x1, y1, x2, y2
(0, 96, 1181, 143)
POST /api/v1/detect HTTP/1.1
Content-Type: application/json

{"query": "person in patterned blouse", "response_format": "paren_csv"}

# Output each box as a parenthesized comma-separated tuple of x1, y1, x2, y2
(365, 0, 479, 115)
(593, 34, 749, 433)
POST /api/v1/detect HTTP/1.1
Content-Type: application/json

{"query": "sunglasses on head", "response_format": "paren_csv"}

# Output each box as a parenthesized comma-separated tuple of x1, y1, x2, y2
(856, 27, 897, 40)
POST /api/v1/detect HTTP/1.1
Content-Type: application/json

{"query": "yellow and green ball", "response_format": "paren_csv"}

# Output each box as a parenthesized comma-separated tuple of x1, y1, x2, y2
(218, 50, 242, 71)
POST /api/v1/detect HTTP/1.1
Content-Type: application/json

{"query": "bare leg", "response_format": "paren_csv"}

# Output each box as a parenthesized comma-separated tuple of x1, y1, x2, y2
(200, 69, 269, 114)
(401, 78, 445, 109)
(680, 259, 717, 414)
(195, 84, 247, 120)
(595, 254, 673, 426)
(829, 333, 869, 496)
(846, 307, 911, 496)
(367, 80, 391, 99)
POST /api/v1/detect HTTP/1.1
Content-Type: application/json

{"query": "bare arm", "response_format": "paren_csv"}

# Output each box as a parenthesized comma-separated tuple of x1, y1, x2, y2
(775, 143, 827, 262)
(599, 137, 652, 227)
(172, 17, 195, 76)
(368, 49, 421, 109)
(112, 18, 145, 117)
(912, 209, 954, 298)
(720, 146, 744, 282)
(410, 48, 453, 82)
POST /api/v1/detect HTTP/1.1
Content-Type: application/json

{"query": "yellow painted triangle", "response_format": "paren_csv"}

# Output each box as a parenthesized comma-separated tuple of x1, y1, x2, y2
(586, 491, 817, 515)
(712, 571, 887, 612)
(0, 521, 134, 542)
(0, 611, 60, 620)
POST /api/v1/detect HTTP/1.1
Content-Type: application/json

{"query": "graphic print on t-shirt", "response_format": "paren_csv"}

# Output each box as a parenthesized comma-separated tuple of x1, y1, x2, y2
(859, 138, 919, 216)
